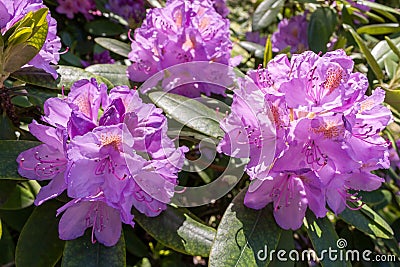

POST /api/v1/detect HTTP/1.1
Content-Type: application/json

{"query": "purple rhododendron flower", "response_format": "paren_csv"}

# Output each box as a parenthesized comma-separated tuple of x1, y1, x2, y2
(17, 78, 187, 246)
(271, 14, 308, 54)
(0, 0, 61, 78)
(218, 49, 392, 230)
(56, 0, 96, 20)
(127, 0, 239, 97)
(106, 0, 146, 26)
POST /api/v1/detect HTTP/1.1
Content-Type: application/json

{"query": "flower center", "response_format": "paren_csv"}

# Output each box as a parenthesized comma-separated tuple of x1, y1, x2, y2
(73, 93, 92, 118)
(312, 120, 344, 139)
(324, 66, 343, 94)
(100, 133, 122, 150)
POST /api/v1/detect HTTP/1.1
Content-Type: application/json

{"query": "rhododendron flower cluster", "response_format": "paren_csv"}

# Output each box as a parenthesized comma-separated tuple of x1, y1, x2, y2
(218, 50, 392, 229)
(106, 0, 146, 26)
(56, 0, 96, 20)
(0, 0, 61, 78)
(271, 14, 308, 54)
(17, 79, 187, 246)
(127, 0, 239, 97)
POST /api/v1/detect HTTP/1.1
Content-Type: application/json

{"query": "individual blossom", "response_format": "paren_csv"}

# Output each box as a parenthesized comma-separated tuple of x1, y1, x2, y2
(17, 78, 187, 246)
(271, 14, 308, 54)
(56, 0, 96, 20)
(128, 0, 239, 97)
(0, 0, 62, 78)
(106, 0, 146, 27)
(218, 49, 392, 229)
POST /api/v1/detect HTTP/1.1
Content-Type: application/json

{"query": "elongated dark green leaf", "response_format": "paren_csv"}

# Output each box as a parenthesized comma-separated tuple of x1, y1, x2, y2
(95, 38, 131, 58)
(384, 89, 400, 111)
(373, 8, 397, 22)
(0, 112, 18, 139)
(85, 19, 125, 37)
(62, 230, 126, 267)
(123, 225, 149, 258)
(263, 35, 272, 67)
(267, 230, 295, 267)
(308, 7, 337, 53)
(344, 24, 384, 81)
(338, 205, 393, 239)
(362, 1, 400, 15)
(384, 58, 397, 79)
(11, 67, 58, 88)
(305, 211, 350, 267)
(357, 24, 400, 35)
(252, 0, 284, 31)
(0, 180, 40, 210)
(0, 141, 40, 180)
(385, 36, 400, 59)
(15, 200, 65, 267)
(12, 65, 114, 89)
(0, 224, 14, 266)
(209, 188, 282, 267)
(148, 91, 224, 138)
(85, 64, 130, 86)
(132, 206, 216, 257)
(57, 65, 114, 89)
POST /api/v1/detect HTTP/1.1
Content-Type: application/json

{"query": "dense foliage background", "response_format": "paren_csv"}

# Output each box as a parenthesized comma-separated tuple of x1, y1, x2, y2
(1, 0, 400, 266)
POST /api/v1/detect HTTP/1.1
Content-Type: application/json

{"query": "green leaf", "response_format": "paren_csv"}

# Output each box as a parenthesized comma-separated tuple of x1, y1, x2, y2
(239, 41, 265, 59)
(0, 224, 15, 266)
(308, 7, 337, 53)
(252, 0, 285, 31)
(359, 190, 392, 208)
(209, 188, 282, 267)
(384, 58, 397, 79)
(95, 38, 131, 58)
(62, 229, 126, 267)
(57, 65, 114, 89)
(384, 36, 400, 59)
(372, 36, 400, 68)
(356, 24, 400, 35)
(0, 181, 17, 208)
(0, 180, 40, 210)
(344, 24, 384, 81)
(132, 206, 216, 257)
(11, 67, 59, 88)
(12, 66, 114, 90)
(15, 200, 65, 267)
(267, 230, 295, 267)
(0, 205, 34, 232)
(338, 204, 394, 239)
(3, 8, 49, 73)
(84, 19, 125, 37)
(85, 64, 131, 87)
(123, 225, 149, 258)
(263, 35, 272, 67)
(362, 1, 400, 16)
(304, 211, 350, 267)
(148, 91, 225, 139)
(0, 141, 41, 180)
(383, 89, 400, 111)
(372, 8, 397, 22)
(0, 112, 18, 139)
